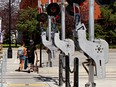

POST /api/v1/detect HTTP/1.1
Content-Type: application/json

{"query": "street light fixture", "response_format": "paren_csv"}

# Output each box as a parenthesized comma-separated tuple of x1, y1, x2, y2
(7, 0, 12, 58)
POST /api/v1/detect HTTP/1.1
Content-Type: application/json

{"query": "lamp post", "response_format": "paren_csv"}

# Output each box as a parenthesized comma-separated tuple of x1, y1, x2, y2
(7, 0, 12, 58)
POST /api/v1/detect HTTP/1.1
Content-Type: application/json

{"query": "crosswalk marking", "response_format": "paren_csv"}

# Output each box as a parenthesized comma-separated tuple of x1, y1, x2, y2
(7, 83, 48, 86)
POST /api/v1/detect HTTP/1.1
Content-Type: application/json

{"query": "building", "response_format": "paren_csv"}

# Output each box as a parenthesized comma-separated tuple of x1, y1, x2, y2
(20, 0, 101, 21)
(20, 0, 61, 9)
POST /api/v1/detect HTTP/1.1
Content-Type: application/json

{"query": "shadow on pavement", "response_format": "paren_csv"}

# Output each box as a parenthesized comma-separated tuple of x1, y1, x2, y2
(34, 75, 59, 85)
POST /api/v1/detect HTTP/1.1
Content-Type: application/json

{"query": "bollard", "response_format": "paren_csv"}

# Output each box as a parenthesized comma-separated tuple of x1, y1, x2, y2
(74, 57, 79, 87)
(47, 49, 52, 67)
(65, 55, 70, 87)
(59, 53, 64, 86)
(39, 42, 42, 67)
(7, 47, 12, 58)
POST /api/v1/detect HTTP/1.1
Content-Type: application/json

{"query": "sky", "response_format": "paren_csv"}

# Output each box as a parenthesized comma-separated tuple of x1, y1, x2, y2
(0, 0, 21, 10)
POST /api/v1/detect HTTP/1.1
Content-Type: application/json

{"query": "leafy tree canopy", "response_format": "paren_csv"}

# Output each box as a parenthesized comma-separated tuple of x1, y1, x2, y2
(16, 7, 39, 35)
(95, 2, 116, 45)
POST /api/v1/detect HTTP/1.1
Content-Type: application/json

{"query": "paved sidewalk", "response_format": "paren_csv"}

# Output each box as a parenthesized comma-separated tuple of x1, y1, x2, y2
(2, 48, 116, 87)
(4, 58, 59, 87)
(3, 58, 116, 87)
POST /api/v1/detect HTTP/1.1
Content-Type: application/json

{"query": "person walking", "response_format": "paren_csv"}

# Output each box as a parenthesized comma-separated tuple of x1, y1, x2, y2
(17, 42, 27, 71)
(27, 40, 35, 73)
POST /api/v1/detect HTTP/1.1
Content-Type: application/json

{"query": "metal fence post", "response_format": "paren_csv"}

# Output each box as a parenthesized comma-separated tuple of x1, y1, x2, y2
(59, 53, 64, 86)
(65, 55, 70, 87)
(74, 57, 79, 87)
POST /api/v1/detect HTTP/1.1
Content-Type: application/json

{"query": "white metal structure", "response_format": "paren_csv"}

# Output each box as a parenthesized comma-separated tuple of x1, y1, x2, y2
(75, 22, 109, 78)
(54, 33, 75, 56)
(41, 32, 58, 59)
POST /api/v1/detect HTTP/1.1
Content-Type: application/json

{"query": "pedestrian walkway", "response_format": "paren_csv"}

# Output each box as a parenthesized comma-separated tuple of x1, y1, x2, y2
(1, 48, 116, 87)
(3, 58, 116, 87)
(3, 58, 60, 87)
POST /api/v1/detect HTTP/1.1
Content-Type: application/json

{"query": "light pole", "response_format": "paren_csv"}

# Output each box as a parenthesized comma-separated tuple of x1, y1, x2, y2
(7, 0, 12, 58)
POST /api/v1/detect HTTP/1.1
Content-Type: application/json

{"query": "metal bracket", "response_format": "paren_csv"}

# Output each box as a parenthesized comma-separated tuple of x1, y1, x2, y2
(41, 32, 58, 59)
(54, 33, 75, 56)
(74, 23, 109, 78)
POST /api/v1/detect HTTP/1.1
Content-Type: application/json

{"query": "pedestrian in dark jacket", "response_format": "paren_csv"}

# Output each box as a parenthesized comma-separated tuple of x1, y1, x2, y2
(27, 40, 36, 73)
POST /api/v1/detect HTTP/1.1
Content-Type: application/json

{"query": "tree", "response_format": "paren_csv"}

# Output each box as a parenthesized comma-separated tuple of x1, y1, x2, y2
(16, 7, 39, 34)
(95, 2, 116, 45)
(65, 0, 101, 39)
(16, 7, 40, 45)
(0, 1, 20, 44)
(80, 0, 101, 23)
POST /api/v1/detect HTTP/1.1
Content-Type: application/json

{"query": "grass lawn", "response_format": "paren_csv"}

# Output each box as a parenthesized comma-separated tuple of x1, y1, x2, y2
(2, 44, 20, 48)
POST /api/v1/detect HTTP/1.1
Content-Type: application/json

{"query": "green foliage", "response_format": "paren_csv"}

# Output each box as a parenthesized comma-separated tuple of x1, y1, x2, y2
(100, 2, 116, 22)
(16, 7, 39, 36)
(3, 44, 20, 48)
(100, 7, 111, 21)
(95, 2, 116, 45)
(94, 24, 105, 39)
